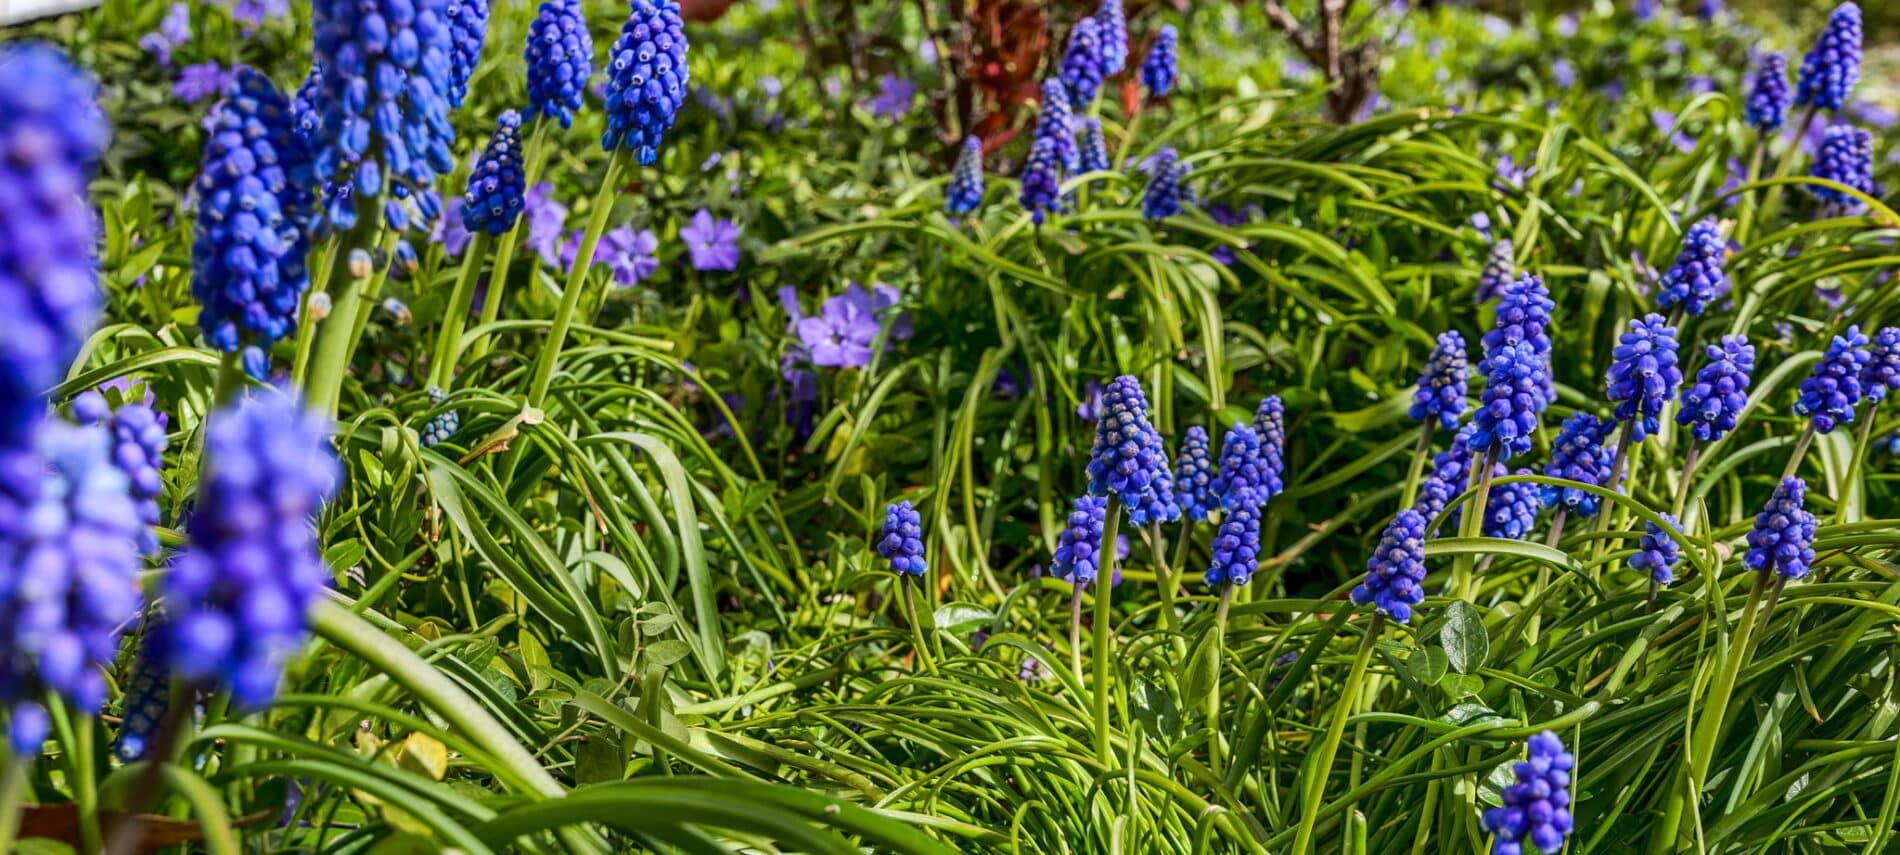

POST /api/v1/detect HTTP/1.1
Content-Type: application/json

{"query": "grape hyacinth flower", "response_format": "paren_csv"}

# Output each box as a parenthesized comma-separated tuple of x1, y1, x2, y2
(1810, 124, 1876, 205)
(1746, 52, 1791, 132)
(446, 0, 489, 108)
(876, 501, 926, 576)
(1085, 375, 1180, 526)
(1351, 510, 1428, 624)
(1251, 395, 1287, 501)
(1033, 78, 1079, 170)
(1410, 331, 1469, 430)
(310, 0, 458, 233)
(1605, 314, 1683, 442)
(1744, 477, 1817, 579)
(1484, 273, 1555, 408)
(1140, 147, 1187, 220)
(1677, 335, 1755, 442)
(1467, 342, 1545, 461)
(1629, 514, 1682, 585)
(1078, 119, 1110, 174)
(1476, 240, 1513, 302)
(1484, 469, 1540, 541)
(1052, 495, 1108, 585)
(945, 136, 985, 216)
(1204, 506, 1261, 587)
(602, 0, 689, 165)
(1414, 440, 1474, 527)
(1095, 0, 1128, 76)
(1210, 424, 1270, 512)
(1861, 327, 1900, 401)
(71, 392, 167, 555)
(1794, 325, 1870, 433)
(526, 0, 593, 128)
(192, 68, 317, 368)
(420, 386, 459, 448)
(1019, 135, 1065, 225)
(164, 392, 339, 708)
(112, 633, 170, 762)
(1542, 414, 1610, 518)
(1141, 24, 1178, 98)
(1794, 2, 1861, 113)
(1172, 426, 1216, 522)
(1655, 218, 1728, 317)
(1481, 731, 1576, 855)
(1060, 17, 1105, 110)
(462, 110, 526, 235)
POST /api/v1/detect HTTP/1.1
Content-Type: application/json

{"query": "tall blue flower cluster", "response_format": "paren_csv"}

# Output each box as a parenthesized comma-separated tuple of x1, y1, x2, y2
(1629, 514, 1682, 585)
(1484, 273, 1555, 408)
(1211, 424, 1269, 512)
(1542, 414, 1610, 517)
(1656, 218, 1728, 316)
(1481, 731, 1576, 855)
(1085, 375, 1179, 526)
(946, 136, 985, 216)
(112, 633, 170, 762)
(1605, 314, 1682, 441)
(1034, 79, 1079, 170)
(1172, 426, 1216, 522)
(1810, 124, 1877, 205)
(1745, 52, 1790, 132)
(0, 423, 144, 752)
(1410, 331, 1470, 430)
(525, 0, 593, 128)
(1078, 119, 1111, 174)
(1467, 342, 1545, 461)
(1141, 24, 1178, 98)
(192, 68, 317, 370)
(1861, 327, 1900, 401)
(1484, 469, 1540, 541)
(420, 386, 459, 447)
(602, 0, 689, 165)
(311, 0, 458, 232)
(1794, 325, 1870, 433)
(1745, 477, 1817, 579)
(292, 64, 323, 144)
(446, 0, 489, 108)
(164, 393, 339, 709)
(1204, 506, 1261, 587)
(1351, 510, 1428, 624)
(1794, 2, 1861, 113)
(71, 391, 167, 556)
(1677, 335, 1755, 442)
(1060, 17, 1105, 110)
(1052, 495, 1108, 585)
(1019, 135, 1065, 225)
(1476, 240, 1514, 302)
(1096, 0, 1128, 76)
(876, 500, 926, 576)
(1251, 395, 1286, 503)
(462, 110, 526, 235)
(1141, 147, 1187, 220)
(0, 45, 110, 445)
(1415, 439, 1474, 526)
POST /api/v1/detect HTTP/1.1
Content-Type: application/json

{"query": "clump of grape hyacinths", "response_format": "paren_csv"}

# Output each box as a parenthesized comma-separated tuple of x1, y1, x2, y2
(1172, 426, 1215, 522)
(1794, 2, 1861, 113)
(1677, 335, 1755, 442)
(1351, 510, 1428, 624)
(310, 0, 457, 232)
(1204, 506, 1261, 587)
(876, 501, 926, 576)
(1052, 495, 1108, 585)
(1745, 477, 1817, 579)
(1810, 124, 1876, 205)
(1481, 731, 1576, 855)
(420, 386, 459, 448)
(1542, 414, 1610, 518)
(462, 110, 526, 235)
(0, 45, 110, 444)
(1060, 17, 1105, 110)
(1410, 331, 1469, 430)
(1794, 325, 1870, 433)
(164, 392, 339, 709)
(0, 423, 145, 753)
(1019, 135, 1064, 225)
(1141, 24, 1177, 98)
(945, 136, 985, 216)
(1141, 147, 1187, 220)
(71, 391, 167, 555)
(1211, 424, 1270, 512)
(446, 0, 489, 108)
(1077, 119, 1110, 174)
(1861, 327, 1900, 401)
(1629, 514, 1682, 585)
(1085, 375, 1179, 526)
(1484, 470, 1540, 541)
(1655, 218, 1728, 316)
(1095, 0, 1128, 76)
(602, 0, 689, 165)
(1605, 314, 1683, 442)
(526, 0, 593, 128)
(1033, 79, 1078, 170)
(1745, 52, 1790, 132)
(1476, 240, 1513, 302)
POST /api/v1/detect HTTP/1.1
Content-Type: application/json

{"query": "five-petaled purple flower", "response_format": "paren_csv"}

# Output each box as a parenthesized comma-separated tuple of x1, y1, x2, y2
(681, 209, 742, 271)
(866, 74, 917, 122)
(174, 61, 233, 104)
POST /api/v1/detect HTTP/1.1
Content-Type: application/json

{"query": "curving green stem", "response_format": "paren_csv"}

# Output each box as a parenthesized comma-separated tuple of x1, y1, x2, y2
(1780, 421, 1817, 481)
(1293, 613, 1383, 854)
(1149, 522, 1180, 634)
(526, 151, 627, 410)
(1400, 422, 1434, 510)
(1092, 497, 1123, 764)
(1450, 445, 1498, 600)
(429, 231, 494, 390)
(897, 574, 934, 673)
(1836, 400, 1881, 526)
(1658, 567, 1767, 849)
(1206, 582, 1235, 776)
(0, 756, 22, 854)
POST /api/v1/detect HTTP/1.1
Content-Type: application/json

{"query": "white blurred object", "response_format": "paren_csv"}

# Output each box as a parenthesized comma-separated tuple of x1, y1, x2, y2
(1, 0, 102, 26)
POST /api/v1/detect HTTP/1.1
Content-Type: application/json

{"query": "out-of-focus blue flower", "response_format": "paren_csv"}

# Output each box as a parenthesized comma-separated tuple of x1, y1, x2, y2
(225, 0, 290, 28)
(1861, 327, 1900, 400)
(141, 3, 193, 67)
(793, 284, 898, 369)
(1677, 335, 1755, 442)
(1211, 423, 1269, 512)
(1551, 58, 1576, 90)
(1096, 0, 1128, 76)
(524, 182, 569, 265)
(1052, 495, 1108, 585)
(1650, 108, 1697, 153)
(526, 0, 593, 128)
(1746, 52, 1791, 132)
(1493, 154, 1534, 192)
(1629, 514, 1681, 585)
(1541, 414, 1611, 517)
(1477, 240, 1513, 302)
(164, 392, 338, 709)
(866, 74, 916, 121)
(174, 61, 234, 103)
(1745, 477, 1817, 579)
(1086, 375, 1179, 526)
(1482, 731, 1576, 855)
(1060, 17, 1105, 110)
(1034, 79, 1078, 170)
(112, 632, 169, 762)
(1204, 506, 1261, 587)
(462, 110, 525, 236)
(876, 501, 927, 576)
(1172, 426, 1216, 522)
(446, 0, 489, 108)
(1656, 218, 1728, 316)
(1020, 134, 1065, 225)
(1794, 325, 1870, 433)
(1795, 2, 1861, 113)
(1077, 380, 1105, 422)
(71, 392, 167, 555)
(420, 386, 459, 448)
(681, 209, 741, 271)
(602, 0, 689, 164)
(1810, 123, 1877, 205)
(1351, 510, 1428, 624)
(1141, 24, 1178, 98)
(946, 135, 985, 216)
(1483, 468, 1540, 540)
(1605, 314, 1683, 442)
(1140, 146, 1187, 220)
(432, 196, 473, 256)
(1410, 331, 1469, 430)
(1078, 119, 1110, 174)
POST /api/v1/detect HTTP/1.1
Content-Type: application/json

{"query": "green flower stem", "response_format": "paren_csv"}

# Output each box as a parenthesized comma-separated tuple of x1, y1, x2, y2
(0, 756, 23, 855)
(526, 151, 627, 411)
(306, 216, 394, 419)
(1671, 438, 1702, 521)
(1524, 506, 1568, 645)
(69, 710, 102, 855)
(429, 231, 494, 390)
(898, 574, 934, 673)
(1662, 567, 1768, 848)
(1450, 446, 1498, 600)
(211, 350, 245, 407)
(1092, 496, 1123, 765)
(291, 242, 340, 388)
(1206, 582, 1235, 776)
(1780, 421, 1817, 481)
(1734, 135, 1770, 246)
(1149, 522, 1180, 634)
(470, 118, 550, 362)
(1837, 400, 1881, 526)
(1399, 422, 1433, 510)
(1292, 613, 1382, 855)
(1759, 106, 1818, 230)
(1069, 585, 1086, 687)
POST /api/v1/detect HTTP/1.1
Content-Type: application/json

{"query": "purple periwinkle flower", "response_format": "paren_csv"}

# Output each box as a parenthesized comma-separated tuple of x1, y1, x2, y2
(524, 182, 570, 266)
(141, 4, 194, 67)
(866, 74, 917, 122)
(174, 61, 234, 104)
(1745, 477, 1816, 579)
(1351, 510, 1428, 624)
(681, 209, 741, 271)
